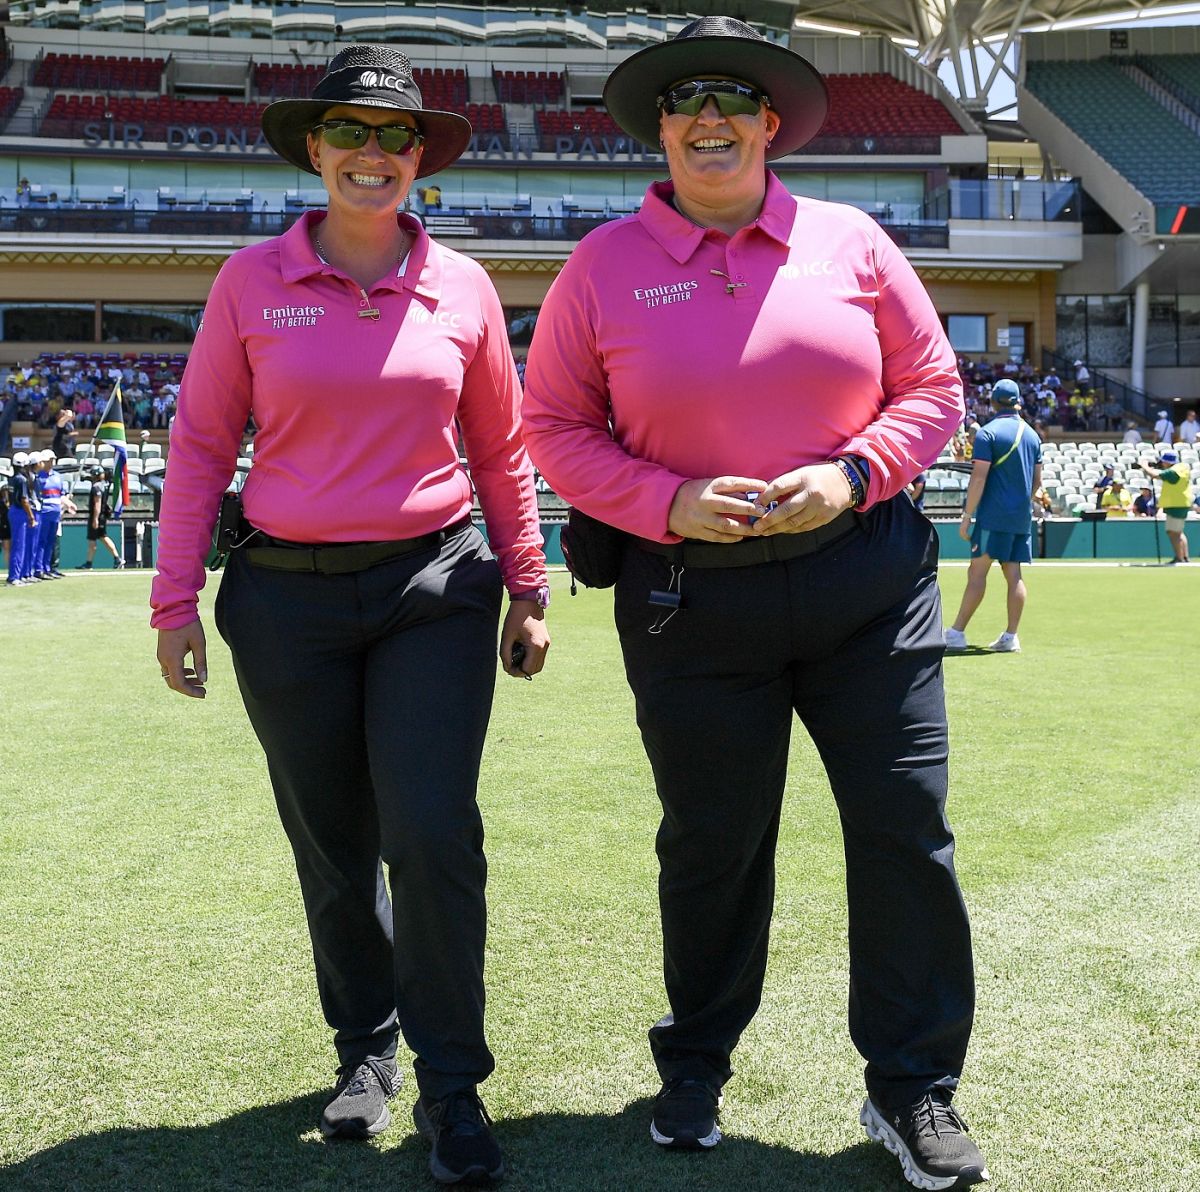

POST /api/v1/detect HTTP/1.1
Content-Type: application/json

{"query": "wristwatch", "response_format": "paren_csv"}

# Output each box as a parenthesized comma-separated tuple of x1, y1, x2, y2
(510, 585, 551, 609)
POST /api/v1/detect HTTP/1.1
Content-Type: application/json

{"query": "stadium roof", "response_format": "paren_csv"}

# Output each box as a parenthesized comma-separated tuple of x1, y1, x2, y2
(789, 0, 1200, 55)
(780, 0, 1200, 116)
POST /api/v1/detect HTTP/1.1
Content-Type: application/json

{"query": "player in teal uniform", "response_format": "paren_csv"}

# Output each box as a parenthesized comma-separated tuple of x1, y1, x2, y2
(944, 379, 1042, 653)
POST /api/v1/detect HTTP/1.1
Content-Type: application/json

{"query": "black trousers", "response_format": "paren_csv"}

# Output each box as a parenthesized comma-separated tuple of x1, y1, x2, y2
(615, 496, 975, 1111)
(215, 525, 503, 1100)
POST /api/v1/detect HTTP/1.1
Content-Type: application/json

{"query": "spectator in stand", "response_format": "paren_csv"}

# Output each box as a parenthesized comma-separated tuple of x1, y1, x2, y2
(1100, 478, 1131, 517)
(945, 378, 1041, 654)
(965, 421, 980, 459)
(1043, 368, 1061, 390)
(1091, 463, 1115, 508)
(1153, 409, 1174, 444)
(1074, 359, 1090, 387)
(133, 391, 153, 429)
(1132, 485, 1157, 518)
(1032, 418, 1047, 442)
(908, 470, 926, 511)
(1139, 448, 1191, 564)
(51, 408, 77, 457)
(1123, 420, 1142, 445)
(1179, 409, 1198, 446)
(1102, 397, 1123, 432)
(152, 387, 172, 428)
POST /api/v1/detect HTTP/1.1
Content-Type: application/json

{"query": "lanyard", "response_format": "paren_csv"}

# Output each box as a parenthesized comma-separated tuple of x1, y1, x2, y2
(990, 417, 1026, 468)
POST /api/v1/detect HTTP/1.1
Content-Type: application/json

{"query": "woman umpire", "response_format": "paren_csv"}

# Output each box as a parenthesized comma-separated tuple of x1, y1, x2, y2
(151, 45, 549, 1185)
(523, 17, 987, 1190)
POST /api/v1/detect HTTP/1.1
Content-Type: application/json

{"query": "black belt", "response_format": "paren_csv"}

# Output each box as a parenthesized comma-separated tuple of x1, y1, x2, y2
(242, 516, 472, 575)
(638, 508, 859, 568)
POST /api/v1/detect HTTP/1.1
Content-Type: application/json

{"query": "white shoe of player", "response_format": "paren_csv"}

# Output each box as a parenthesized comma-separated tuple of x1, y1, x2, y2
(943, 627, 968, 651)
(987, 632, 1021, 653)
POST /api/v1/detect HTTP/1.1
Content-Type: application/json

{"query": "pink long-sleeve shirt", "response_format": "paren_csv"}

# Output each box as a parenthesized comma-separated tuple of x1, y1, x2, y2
(150, 211, 545, 630)
(523, 174, 964, 542)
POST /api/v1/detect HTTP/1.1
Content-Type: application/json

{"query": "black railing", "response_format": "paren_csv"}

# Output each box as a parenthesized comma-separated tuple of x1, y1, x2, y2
(0, 204, 949, 249)
(1041, 347, 1161, 421)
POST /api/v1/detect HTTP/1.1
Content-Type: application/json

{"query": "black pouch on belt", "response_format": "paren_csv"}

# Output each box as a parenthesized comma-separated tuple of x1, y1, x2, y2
(560, 507, 627, 591)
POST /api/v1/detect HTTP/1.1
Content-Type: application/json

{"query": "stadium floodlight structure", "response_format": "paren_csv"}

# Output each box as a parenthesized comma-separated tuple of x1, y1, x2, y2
(789, 0, 1200, 120)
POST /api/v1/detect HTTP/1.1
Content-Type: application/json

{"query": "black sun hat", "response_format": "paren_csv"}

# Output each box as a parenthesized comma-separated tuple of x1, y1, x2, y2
(603, 16, 828, 159)
(261, 44, 472, 179)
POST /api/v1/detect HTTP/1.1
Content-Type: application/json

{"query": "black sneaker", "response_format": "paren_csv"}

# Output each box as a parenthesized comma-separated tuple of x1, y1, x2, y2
(861, 1092, 990, 1190)
(650, 1078, 723, 1149)
(413, 1088, 505, 1185)
(76, 561, 93, 570)
(319, 1058, 401, 1140)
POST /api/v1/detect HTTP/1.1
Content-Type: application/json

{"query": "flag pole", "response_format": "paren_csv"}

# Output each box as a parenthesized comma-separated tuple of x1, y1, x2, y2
(89, 378, 122, 452)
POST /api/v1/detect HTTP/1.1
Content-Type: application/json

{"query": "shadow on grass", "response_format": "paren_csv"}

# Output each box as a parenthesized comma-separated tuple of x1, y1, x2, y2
(3, 1091, 900, 1192)
(944, 646, 1007, 658)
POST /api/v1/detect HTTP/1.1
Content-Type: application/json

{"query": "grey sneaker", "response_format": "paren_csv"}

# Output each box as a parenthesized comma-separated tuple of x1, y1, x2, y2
(861, 1093, 989, 1190)
(650, 1078, 723, 1149)
(320, 1058, 401, 1139)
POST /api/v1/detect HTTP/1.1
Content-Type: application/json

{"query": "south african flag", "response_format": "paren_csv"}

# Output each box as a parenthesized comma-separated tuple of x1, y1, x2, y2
(95, 382, 130, 518)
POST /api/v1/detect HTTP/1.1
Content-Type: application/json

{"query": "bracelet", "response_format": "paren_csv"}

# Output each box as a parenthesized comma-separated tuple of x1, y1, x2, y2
(828, 457, 866, 508)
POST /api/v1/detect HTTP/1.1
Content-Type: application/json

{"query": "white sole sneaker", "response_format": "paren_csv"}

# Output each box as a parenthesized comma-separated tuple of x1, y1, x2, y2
(987, 636, 1020, 652)
(860, 1099, 989, 1190)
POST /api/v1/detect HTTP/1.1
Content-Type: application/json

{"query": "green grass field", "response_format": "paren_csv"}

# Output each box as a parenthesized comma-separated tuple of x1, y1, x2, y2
(1, 563, 1197, 1191)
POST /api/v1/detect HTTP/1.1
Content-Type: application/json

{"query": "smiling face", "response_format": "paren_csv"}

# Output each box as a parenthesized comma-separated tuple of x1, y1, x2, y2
(306, 104, 424, 220)
(658, 77, 781, 208)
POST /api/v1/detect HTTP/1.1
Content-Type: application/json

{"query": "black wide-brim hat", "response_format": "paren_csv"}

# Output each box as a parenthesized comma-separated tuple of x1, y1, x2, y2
(262, 44, 472, 179)
(603, 16, 828, 159)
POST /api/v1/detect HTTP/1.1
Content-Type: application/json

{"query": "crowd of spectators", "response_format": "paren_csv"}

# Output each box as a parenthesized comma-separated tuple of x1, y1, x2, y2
(954, 355, 1198, 447)
(1, 356, 181, 437)
(954, 356, 1129, 437)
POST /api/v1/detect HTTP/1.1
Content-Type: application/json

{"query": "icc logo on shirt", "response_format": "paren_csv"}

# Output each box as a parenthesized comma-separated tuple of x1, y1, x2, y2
(779, 261, 835, 280)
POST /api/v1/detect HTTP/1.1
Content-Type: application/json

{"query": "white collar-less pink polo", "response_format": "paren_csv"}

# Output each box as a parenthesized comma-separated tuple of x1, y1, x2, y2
(151, 210, 545, 631)
(523, 173, 964, 543)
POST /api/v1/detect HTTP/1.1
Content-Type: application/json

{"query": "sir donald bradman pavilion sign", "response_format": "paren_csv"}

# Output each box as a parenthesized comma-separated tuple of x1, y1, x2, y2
(82, 121, 661, 161)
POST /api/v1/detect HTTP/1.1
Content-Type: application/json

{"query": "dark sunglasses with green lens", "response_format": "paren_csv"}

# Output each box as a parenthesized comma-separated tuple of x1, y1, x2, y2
(657, 80, 769, 118)
(313, 120, 425, 155)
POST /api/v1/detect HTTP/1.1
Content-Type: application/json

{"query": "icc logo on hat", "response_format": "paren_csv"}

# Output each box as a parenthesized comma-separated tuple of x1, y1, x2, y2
(359, 69, 405, 90)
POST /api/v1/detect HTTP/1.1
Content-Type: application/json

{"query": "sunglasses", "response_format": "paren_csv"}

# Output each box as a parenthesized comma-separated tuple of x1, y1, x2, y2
(657, 80, 769, 118)
(313, 120, 424, 155)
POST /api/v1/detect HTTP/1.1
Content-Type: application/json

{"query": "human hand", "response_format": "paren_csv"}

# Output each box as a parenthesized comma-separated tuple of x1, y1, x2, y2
(667, 476, 767, 542)
(157, 619, 208, 699)
(499, 600, 549, 680)
(958, 515, 972, 541)
(750, 463, 854, 536)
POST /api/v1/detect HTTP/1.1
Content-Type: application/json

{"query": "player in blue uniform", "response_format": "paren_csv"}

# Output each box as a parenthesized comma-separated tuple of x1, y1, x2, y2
(6, 452, 36, 587)
(33, 450, 70, 580)
(944, 379, 1043, 653)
